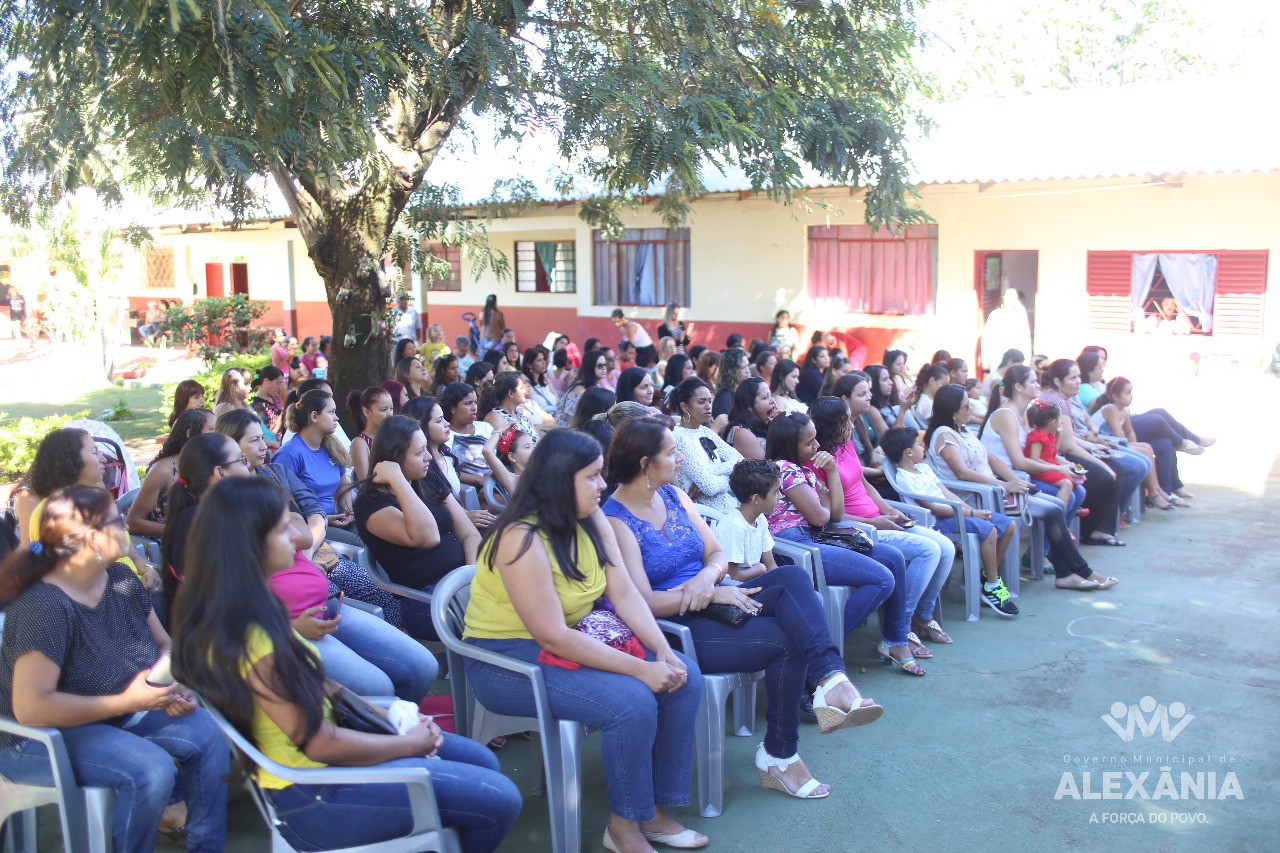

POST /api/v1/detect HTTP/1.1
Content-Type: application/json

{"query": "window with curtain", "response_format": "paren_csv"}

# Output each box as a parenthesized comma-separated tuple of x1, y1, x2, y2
(422, 243, 462, 291)
(515, 241, 577, 293)
(592, 228, 690, 307)
(806, 224, 937, 315)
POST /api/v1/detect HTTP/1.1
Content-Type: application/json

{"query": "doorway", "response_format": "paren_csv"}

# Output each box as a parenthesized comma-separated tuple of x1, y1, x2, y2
(974, 250, 1039, 367)
(205, 263, 225, 298)
(230, 262, 249, 296)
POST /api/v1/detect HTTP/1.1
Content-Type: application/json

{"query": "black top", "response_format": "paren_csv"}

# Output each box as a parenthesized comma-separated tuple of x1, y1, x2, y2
(657, 322, 691, 349)
(712, 388, 734, 420)
(796, 365, 825, 404)
(355, 488, 465, 590)
(165, 504, 198, 579)
(0, 564, 157, 748)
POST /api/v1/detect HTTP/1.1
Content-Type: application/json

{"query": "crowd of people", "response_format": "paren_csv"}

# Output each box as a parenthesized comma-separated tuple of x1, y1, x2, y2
(0, 292, 1217, 852)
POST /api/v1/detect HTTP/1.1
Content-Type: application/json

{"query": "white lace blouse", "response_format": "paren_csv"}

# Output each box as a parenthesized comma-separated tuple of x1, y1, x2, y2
(672, 425, 744, 516)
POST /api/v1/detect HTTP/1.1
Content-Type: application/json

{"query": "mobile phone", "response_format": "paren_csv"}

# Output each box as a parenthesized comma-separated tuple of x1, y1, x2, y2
(900, 519, 916, 529)
(323, 594, 343, 620)
(146, 652, 175, 687)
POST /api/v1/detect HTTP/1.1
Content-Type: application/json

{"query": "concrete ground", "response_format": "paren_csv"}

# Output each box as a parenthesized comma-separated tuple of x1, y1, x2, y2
(6, 345, 1278, 852)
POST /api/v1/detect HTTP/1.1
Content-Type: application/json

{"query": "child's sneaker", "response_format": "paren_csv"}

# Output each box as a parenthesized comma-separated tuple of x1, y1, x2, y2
(981, 579, 1019, 617)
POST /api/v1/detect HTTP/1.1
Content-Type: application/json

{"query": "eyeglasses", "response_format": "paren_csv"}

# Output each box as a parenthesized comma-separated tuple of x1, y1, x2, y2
(222, 454, 249, 468)
(100, 516, 127, 531)
(698, 436, 719, 461)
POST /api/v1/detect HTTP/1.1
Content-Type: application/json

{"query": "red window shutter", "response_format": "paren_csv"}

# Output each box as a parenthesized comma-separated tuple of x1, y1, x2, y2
(1085, 252, 1132, 297)
(1215, 251, 1268, 295)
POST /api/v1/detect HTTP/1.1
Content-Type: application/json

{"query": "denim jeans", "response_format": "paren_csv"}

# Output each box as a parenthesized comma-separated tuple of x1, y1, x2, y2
(1108, 446, 1151, 511)
(0, 708, 229, 853)
(265, 733, 520, 853)
(674, 566, 844, 758)
(878, 526, 952, 622)
(773, 527, 898, 639)
(463, 639, 702, 821)
(317, 605, 439, 701)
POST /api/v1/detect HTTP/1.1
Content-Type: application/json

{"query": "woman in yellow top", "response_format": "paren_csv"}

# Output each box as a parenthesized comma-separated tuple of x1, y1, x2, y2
(463, 429, 707, 853)
(171, 477, 520, 853)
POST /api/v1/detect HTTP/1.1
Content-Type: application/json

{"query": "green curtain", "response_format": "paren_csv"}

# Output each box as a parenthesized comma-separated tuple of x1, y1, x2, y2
(535, 241, 558, 291)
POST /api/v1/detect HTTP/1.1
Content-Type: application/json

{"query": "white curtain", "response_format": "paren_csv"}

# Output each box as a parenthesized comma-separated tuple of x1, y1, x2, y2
(632, 244, 653, 304)
(1157, 253, 1217, 333)
(1131, 253, 1160, 315)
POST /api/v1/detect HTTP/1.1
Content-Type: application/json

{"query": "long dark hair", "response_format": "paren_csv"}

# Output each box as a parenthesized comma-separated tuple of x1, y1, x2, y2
(26, 428, 92, 497)
(168, 379, 206, 428)
(715, 348, 749, 396)
(395, 357, 423, 398)
(171, 478, 327, 755)
(482, 293, 498, 328)
(156, 409, 212, 462)
(914, 363, 948, 398)
(570, 387, 616, 430)
(725, 377, 771, 439)
(925, 384, 968, 448)
(569, 349, 607, 393)
(802, 344, 828, 375)
(393, 338, 417, 366)
(865, 364, 899, 408)
(770, 358, 800, 396)
(214, 408, 260, 446)
(345, 386, 391, 435)
(614, 367, 651, 404)
(1044, 359, 1078, 393)
(356, 414, 450, 507)
(251, 365, 283, 394)
(161, 433, 240, 607)
(662, 354, 691, 391)
(0, 485, 114, 600)
(401, 396, 459, 484)
(521, 346, 551, 387)
(379, 380, 406, 415)
(883, 348, 907, 371)
(1091, 376, 1132, 414)
(464, 361, 493, 388)
(431, 354, 459, 395)
(478, 371, 521, 418)
(1076, 349, 1104, 383)
(809, 397, 852, 454)
(765, 412, 811, 465)
(479, 429, 609, 582)
(980, 363, 1036, 439)
(606, 417, 669, 487)
(439, 381, 477, 423)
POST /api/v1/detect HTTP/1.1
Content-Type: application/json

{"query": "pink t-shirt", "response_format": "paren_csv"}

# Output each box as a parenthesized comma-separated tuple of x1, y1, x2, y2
(808, 443, 879, 519)
(267, 551, 330, 619)
(767, 461, 818, 535)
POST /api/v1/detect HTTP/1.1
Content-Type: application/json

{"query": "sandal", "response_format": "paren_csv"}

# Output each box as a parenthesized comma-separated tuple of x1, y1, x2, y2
(913, 618, 953, 644)
(1174, 488, 1196, 499)
(812, 672, 883, 733)
(878, 641, 925, 676)
(755, 744, 830, 799)
(905, 631, 934, 658)
(1085, 533, 1126, 547)
(1054, 575, 1099, 590)
(1087, 574, 1119, 590)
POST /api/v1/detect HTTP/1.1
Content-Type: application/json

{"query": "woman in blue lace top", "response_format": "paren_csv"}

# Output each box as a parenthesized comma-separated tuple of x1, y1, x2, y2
(603, 418, 882, 802)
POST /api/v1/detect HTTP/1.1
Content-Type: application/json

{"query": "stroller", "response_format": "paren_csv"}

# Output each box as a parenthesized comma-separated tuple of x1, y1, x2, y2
(461, 312, 481, 356)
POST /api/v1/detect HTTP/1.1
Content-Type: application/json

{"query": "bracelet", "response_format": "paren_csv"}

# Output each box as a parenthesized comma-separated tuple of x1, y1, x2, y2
(705, 562, 726, 583)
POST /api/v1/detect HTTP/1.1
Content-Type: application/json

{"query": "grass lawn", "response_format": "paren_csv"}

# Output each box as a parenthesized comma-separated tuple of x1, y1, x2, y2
(2, 383, 168, 446)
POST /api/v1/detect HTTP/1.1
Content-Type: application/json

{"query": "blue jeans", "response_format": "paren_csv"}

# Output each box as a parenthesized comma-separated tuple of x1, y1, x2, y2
(265, 733, 520, 853)
(317, 605, 439, 701)
(936, 512, 1012, 540)
(674, 566, 844, 758)
(1108, 446, 1151, 511)
(773, 527, 898, 639)
(0, 708, 229, 853)
(464, 639, 702, 822)
(879, 526, 952, 622)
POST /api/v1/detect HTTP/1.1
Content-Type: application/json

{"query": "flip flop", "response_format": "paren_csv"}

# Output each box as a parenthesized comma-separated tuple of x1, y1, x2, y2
(1085, 534, 1126, 547)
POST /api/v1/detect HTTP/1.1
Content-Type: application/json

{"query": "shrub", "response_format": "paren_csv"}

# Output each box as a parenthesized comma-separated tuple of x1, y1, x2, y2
(164, 295, 272, 363)
(0, 410, 92, 482)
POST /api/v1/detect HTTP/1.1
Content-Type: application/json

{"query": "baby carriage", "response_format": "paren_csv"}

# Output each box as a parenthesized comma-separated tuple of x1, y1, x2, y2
(461, 311, 481, 355)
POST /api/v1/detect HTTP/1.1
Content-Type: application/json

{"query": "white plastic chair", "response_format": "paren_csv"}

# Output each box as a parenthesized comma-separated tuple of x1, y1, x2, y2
(323, 540, 386, 621)
(458, 485, 481, 512)
(926, 476, 1025, 599)
(200, 702, 460, 853)
(0, 613, 115, 853)
(481, 474, 509, 512)
(114, 488, 160, 567)
(430, 566, 589, 853)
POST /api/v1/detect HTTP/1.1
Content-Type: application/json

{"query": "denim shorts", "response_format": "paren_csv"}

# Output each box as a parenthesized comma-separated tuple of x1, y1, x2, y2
(936, 511, 1012, 539)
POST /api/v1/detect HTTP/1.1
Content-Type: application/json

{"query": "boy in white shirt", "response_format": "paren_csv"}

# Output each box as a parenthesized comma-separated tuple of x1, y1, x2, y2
(722, 459, 783, 582)
(881, 427, 1018, 618)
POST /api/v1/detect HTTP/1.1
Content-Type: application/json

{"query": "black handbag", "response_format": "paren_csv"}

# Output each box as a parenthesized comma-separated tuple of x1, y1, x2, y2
(811, 528, 874, 555)
(701, 603, 753, 626)
(329, 683, 397, 735)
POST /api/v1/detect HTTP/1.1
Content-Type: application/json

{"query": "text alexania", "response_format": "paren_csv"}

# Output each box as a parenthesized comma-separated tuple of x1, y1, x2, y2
(1055, 767, 1244, 801)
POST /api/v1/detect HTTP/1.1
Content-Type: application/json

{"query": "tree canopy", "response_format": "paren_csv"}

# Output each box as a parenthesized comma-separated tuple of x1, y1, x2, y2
(1, 0, 927, 408)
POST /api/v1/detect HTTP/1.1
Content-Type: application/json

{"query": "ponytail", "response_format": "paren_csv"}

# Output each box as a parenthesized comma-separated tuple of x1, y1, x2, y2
(478, 372, 520, 419)
(979, 363, 1034, 439)
(160, 433, 238, 608)
(0, 485, 114, 600)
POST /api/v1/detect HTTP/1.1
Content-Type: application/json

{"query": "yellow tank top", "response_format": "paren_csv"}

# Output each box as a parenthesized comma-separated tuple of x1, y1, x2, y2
(464, 521, 606, 640)
(241, 625, 333, 789)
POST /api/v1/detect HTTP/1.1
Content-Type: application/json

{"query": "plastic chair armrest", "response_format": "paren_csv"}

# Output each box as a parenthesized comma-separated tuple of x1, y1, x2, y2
(771, 539, 826, 594)
(885, 501, 932, 526)
(342, 598, 384, 620)
(655, 619, 699, 666)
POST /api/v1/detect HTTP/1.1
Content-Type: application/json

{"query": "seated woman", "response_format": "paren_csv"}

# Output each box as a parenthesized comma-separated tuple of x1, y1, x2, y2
(1090, 377, 1186, 509)
(216, 409, 400, 626)
(167, 379, 206, 429)
(522, 345, 560, 414)
(910, 364, 949, 426)
(795, 345, 828, 405)
(769, 358, 807, 416)
(480, 371, 539, 439)
(712, 348, 751, 418)
(171, 477, 518, 853)
(808, 393, 956, 650)
(764, 413, 918, 674)
(615, 366, 662, 416)
(569, 386, 617, 431)
(127, 408, 216, 539)
(0, 485, 228, 852)
(353, 416, 480, 639)
(403, 396, 496, 530)
(461, 428, 705, 853)
(346, 385, 396, 483)
(864, 364, 912, 441)
(272, 389, 354, 531)
(659, 353, 695, 412)
(250, 366, 288, 438)
(605, 419, 882, 801)
(441, 381, 494, 488)
(669, 378, 742, 516)
(517, 373, 558, 435)
(557, 348, 609, 428)
(550, 347, 577, 395)
(163, 433, 436, 699)
(395, 355, 431, 401)
(721, 377, 776, 461)
(1038, 360, 1137, 542)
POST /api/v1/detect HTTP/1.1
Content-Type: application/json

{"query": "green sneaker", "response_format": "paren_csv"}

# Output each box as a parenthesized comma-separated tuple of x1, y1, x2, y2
(981, 579, 1019, 617)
